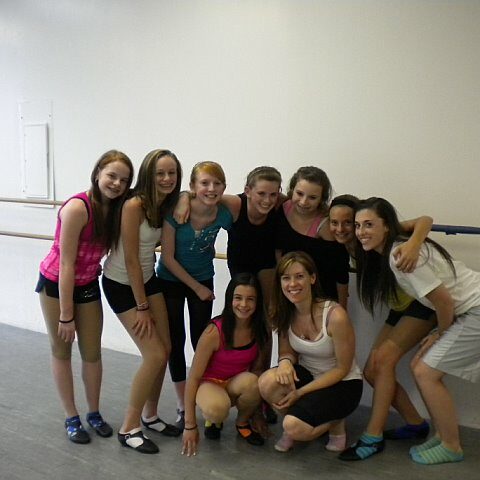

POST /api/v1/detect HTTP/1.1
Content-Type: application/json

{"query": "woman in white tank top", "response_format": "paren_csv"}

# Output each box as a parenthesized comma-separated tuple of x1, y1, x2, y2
(258, 251, 362, 453)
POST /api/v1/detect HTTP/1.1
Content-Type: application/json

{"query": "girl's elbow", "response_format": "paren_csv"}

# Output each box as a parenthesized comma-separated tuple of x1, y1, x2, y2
(59, 260, 75, 271)
(442, 297, 455, 314)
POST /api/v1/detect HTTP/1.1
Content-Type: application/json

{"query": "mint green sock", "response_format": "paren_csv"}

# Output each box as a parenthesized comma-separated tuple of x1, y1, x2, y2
(409, 436, 441, 456)
(411, 443, 464, 465)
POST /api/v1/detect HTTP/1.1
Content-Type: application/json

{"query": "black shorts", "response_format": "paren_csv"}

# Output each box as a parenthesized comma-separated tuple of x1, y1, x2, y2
(287, 364, 363, 427)
(102, 274, 163, 314)
(385, 299, 435, 327)
(35, 273, 101, 304)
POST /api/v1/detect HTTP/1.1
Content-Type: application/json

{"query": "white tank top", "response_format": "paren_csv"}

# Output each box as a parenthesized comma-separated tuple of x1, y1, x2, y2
(103, 219, 161, 285)
(288, 301, 362, 381)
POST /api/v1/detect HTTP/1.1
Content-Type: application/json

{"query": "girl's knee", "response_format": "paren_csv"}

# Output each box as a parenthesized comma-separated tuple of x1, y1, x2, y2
(51, 342, 72, 361)
(144, 348, 168, 371)
(258, 369, 277, 398)
(372, 344, 401, 373)
(79, 340, 102, 362)
(80, 350, 102, 363)
(283, 415, 306, 439)
(201, 400, 230, 423)
(412, 359, 432, 383)
(239, 372, 260, 391)
(51, 349, 71, 361)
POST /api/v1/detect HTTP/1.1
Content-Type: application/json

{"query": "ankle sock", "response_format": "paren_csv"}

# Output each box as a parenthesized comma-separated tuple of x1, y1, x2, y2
(409, 436, 442, 456)
(142, 415, 167, 433)
(411, 443, 464, 465)
(119, 426, 142, 436)
(326, 433, 347, 452)
(354, 433, 384, 459)
(176, 409, 185, 423)
(384, 420, 429, 440)
(205, 420, 222, 428)
(274, 432, 294, 452)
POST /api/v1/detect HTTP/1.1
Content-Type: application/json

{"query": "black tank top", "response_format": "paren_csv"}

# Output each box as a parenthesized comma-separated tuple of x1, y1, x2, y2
(227, 193, 277, 275)
(275, 206, 349, 299)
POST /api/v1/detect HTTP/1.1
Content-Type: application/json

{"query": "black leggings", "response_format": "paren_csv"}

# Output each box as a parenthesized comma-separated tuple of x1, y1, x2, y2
(288, 364, 363, 427)
(159, 278, 214, 382)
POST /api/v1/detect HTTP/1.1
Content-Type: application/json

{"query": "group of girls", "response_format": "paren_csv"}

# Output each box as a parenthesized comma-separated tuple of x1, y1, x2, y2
(36, 149, 480, 467)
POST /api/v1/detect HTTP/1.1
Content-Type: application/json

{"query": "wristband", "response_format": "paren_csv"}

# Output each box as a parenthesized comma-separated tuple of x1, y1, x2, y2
(278, 357, 293, 365)
(59, 318, 74, 324)
(136, 301, 149, 311)
(184, 424, 198, 431)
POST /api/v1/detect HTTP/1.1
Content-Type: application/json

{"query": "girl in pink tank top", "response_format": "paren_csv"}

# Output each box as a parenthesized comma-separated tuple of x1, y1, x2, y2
(182, 273, 269, 457)
(36, 150, 133, 445)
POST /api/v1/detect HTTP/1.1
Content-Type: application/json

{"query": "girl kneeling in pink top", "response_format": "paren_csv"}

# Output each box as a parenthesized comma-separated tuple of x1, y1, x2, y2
(182, 273, 269, 456)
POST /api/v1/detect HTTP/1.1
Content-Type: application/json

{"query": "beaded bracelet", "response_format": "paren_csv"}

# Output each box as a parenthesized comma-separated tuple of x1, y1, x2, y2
(278, 357, 293, 364)
(184, 424, 198, 431)
(136, 301, 149, 311)
(59, 318, 74, 324)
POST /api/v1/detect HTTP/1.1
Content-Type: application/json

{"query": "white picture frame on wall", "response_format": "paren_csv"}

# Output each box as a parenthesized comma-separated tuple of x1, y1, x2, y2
(19, 99, 54, 205)
(22, 123, 49, 198)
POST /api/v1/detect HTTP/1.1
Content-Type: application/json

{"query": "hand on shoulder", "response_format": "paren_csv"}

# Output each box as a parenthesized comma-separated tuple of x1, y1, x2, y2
(221, 194, 241, 221)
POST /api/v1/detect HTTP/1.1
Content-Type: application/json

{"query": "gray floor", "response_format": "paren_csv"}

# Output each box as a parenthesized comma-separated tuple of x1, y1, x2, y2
(1, 323, 478, 480)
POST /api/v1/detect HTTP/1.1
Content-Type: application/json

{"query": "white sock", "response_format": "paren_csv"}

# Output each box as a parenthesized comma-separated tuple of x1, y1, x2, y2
(142, 415, 166, 432)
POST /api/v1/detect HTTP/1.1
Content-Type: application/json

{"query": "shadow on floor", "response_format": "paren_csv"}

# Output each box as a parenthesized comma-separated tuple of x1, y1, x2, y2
(1, 323, 478, 480)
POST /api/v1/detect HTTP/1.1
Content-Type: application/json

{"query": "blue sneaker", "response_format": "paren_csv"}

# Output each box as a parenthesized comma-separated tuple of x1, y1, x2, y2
(86, 411, 113, 438)
(384, 420, 429, 440)
(339, 435, 385, 461)
(65, 415, 90, 444)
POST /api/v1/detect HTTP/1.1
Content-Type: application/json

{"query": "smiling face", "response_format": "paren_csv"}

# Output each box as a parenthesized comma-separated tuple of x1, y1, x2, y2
(245, 179, 280, 216)
(280, 261, 315, 305)
(155, 155, 178, 196)
(232, 284, 257, 321)
(291, 179, 323, 216)
(96, 160, 131, 202)
(330, 205, 355, 245)
(191, 172, 226, 206)
(355, 208, 389, 253)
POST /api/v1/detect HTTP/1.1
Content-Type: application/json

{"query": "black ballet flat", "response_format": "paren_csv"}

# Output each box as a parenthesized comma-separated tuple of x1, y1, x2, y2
(118, 430, 159, 454)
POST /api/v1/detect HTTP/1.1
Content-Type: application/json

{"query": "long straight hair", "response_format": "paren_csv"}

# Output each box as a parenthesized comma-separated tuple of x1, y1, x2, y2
(269, 251, 325, 335)
(220, 272, 268, 350)
(89, 150, 134, 251)
(133, 149, 182, 228)
(355, 197, 455, 313)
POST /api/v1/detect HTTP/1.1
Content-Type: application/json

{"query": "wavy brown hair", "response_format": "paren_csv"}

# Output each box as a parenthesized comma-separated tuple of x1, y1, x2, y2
(270, 251, 325, 335)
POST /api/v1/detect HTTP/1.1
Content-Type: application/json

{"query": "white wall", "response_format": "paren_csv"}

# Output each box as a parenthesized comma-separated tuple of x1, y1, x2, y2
(1, 1, 480, 427)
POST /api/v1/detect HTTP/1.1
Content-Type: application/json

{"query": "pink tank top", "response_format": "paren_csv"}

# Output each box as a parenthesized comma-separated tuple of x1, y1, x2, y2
(283, 200, 327, 237)
(202, 318, 259, 381)
(39, 192, 106, 286)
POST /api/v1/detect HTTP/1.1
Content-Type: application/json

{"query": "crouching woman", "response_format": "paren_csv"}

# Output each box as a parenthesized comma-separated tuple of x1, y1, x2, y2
(259, 251, 363, 452)
(182, 273, 269, 456)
